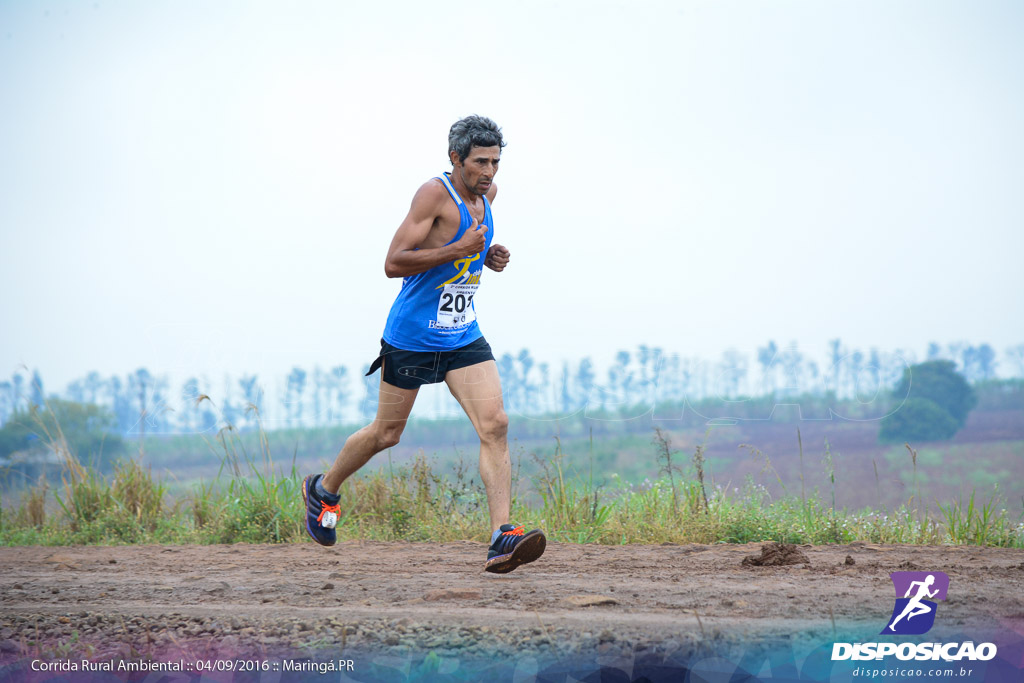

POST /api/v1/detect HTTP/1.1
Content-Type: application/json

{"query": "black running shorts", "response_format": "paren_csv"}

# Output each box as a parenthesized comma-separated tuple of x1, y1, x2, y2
(364, 336, 495, 390)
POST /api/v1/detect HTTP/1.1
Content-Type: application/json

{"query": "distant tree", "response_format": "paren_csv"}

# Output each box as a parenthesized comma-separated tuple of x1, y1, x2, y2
(127, 368, 153, 444)
(634, 345, 663, 405)
(108, 376, 134, 433)
(83, 371, 104, 404)
(806, 360, 820, 386)
(780, 343, 805, 397)
(974, 344, 997, 381)
(238, 374, 261, 427)
(878, 398, 959, 444)
(222, 372, 241, 427)
(310, 366, 325, 426)
(0, 399, 126, 470)
(828, 338, 843, 396)
(575, 358, 594, 409)
(66, 378, 86, 403)
(926, 342, 942, 361)
(847, 349, 864, 400)
(947, 342, 968, 373)
(718, 349, 747, 398)
(758, 340, 779, 396)
(360, 364, 379, 420)
(11, 372, 24, 411)
(517, 349, 535, 409)
(200, 406, 218, 432)
(537, 362, 550, 413)
(649, 346, 665, 395)
(497, 353, 518, 407)
(1005, 344, 1024, 378)
(883, 349, 917, 390)
(329, 366, 350, 423)
(559, 362, 573, 413)
(0, 381, 12, 426)
(676, 354, 694, 401)
(881, 360, 977, 442)
(637, 345, 652, 394)
(180, 377, 202, 433)
(29, 369, 45, 409)
(867, 349, 882, 396)
(286, 367, 308, 425)
(608, 351, 633, 406)
(148, 374, 171, 434)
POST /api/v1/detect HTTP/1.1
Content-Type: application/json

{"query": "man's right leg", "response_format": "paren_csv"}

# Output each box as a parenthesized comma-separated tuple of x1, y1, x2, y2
(302, 376, 418, 546)
(322, 379, 419, 492)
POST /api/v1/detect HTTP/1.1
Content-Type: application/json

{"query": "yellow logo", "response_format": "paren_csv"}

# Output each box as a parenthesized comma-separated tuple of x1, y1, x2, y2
(436, 253, 481, 289)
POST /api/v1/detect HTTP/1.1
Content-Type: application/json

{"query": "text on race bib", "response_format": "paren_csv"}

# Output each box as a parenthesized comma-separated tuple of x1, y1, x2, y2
(435, 283, 478, 328)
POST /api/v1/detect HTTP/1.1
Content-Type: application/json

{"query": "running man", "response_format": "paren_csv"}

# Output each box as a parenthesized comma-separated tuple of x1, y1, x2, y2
(888, 574, 939, 631)
(301, 115, 546, 573)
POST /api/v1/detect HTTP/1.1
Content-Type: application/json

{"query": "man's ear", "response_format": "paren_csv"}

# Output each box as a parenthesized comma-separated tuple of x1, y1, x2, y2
(449, 149, 460, 167)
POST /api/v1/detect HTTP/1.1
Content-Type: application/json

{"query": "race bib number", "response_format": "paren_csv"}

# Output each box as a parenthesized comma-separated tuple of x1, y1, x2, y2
(435, 283, 477, 328)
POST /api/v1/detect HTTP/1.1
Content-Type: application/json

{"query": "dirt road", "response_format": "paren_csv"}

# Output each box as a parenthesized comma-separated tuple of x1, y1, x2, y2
(1, 541, 1023, 678)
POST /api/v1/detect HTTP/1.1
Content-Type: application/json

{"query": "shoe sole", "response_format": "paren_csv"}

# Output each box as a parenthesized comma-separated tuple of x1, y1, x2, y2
(301, 475, 336, 547)
(484, 530, 546, 574)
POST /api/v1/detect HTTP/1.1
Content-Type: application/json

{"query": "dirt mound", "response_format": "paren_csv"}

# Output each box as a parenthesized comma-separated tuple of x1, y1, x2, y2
(741, 542, 810, 567)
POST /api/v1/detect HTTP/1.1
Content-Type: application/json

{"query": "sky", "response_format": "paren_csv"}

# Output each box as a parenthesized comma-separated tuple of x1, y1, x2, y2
(2, 0, 1023, 404)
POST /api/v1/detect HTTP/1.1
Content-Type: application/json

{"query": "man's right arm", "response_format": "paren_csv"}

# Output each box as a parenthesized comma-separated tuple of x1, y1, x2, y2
(384, 182, 486, 278)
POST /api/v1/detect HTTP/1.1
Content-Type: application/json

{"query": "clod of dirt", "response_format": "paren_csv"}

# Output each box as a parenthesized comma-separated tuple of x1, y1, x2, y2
(741, 543, 809, 567)
(424, 588, 482, 601)
(897, 560, 921, 570)
(563, 595, 619, 607)
(844, 556, 855, 565)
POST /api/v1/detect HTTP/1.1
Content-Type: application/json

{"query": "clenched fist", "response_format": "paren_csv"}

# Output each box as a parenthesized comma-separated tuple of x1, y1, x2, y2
(485, 244, 510, 272)
(454, 217, 489, 258)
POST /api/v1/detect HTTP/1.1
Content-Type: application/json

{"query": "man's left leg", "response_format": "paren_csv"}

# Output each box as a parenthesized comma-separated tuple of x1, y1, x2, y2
(444, 360, 510, 529)
(445, 359, 545, 573)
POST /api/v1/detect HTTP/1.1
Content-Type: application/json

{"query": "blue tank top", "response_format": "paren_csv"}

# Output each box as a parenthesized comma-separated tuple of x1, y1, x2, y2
(382, 173, 494, 351)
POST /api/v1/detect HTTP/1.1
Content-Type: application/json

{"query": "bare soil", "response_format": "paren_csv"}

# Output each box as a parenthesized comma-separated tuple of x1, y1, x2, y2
(2, 541, 1023, 666)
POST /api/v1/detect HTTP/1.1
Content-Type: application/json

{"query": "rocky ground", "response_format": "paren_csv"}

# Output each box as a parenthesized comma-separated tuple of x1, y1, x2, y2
(1, 541, 1022, 676)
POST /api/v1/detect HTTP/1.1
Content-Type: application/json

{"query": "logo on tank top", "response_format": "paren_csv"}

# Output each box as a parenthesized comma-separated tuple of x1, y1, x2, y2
(436, 255, 481, 289)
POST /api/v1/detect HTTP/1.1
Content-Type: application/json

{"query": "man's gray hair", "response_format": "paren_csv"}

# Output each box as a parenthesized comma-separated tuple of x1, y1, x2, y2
(448, 115, 505, 165)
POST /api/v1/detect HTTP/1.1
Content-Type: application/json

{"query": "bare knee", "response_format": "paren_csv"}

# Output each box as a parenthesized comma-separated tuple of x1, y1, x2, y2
(479, 410, 509, 445)
(370, 422, 404, 451)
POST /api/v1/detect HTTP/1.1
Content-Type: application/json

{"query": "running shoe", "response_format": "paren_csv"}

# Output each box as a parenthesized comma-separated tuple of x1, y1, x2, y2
(301, 474, 341, 546)
(484, 524, 546, 573)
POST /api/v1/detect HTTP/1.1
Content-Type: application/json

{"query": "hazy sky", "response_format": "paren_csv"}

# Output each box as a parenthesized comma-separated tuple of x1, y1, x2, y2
(2, 0, 1023, 400)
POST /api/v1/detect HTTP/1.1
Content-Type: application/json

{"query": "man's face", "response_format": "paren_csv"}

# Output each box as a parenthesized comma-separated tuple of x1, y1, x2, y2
(453, 145, 500, 195)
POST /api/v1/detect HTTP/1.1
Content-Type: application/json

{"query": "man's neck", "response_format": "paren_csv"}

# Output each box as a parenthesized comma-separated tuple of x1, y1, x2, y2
(448, 169, 482, 202)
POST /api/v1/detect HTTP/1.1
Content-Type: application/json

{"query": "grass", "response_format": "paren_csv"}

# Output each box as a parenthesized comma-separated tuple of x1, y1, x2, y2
(2, 401, 1023, 548)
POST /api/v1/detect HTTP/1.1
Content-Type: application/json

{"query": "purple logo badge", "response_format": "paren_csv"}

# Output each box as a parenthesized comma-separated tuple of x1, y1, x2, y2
(881, 571, 950, 635)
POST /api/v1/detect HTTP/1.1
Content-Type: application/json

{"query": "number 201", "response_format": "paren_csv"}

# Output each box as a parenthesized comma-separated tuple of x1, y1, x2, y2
(440, 293, 473, 313)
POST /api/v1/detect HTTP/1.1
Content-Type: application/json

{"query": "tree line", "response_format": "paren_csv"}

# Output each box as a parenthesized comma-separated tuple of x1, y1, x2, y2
(1, 340, 1020, 435)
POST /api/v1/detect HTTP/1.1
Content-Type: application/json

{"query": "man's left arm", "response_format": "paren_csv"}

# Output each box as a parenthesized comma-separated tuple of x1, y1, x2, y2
(483, 183, 510, 272)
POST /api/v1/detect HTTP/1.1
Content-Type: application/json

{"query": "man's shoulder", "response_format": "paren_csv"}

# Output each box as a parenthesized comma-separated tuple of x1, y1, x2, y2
(410, 177, 451, 210)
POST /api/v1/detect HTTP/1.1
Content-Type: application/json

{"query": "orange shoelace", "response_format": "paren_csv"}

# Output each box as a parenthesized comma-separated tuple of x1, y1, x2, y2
(317, 501, 341, 523)
(502, 525, 524, 537)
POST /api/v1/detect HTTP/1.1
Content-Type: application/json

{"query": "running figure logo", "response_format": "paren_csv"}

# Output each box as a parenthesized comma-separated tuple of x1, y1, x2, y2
(882, 571, 950, 635)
